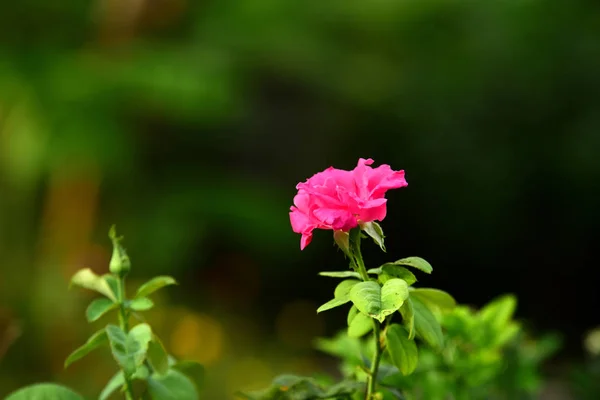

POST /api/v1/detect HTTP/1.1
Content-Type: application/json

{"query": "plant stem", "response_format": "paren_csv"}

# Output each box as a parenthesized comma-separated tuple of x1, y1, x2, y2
(117, 276, 135, 400)
(352, 231, 370, 281)
(351, 231, 383, 400)
(367, 321, 383, 400)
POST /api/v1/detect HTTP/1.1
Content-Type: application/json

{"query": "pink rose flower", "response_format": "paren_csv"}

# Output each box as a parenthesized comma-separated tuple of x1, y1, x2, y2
(289, 158, 408, 249)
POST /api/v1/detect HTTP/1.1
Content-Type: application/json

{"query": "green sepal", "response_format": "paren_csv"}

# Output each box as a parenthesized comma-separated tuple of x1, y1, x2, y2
(385, 324, 418, 376)
(69, 268, 116, 301)
(86, 298, 118, 322)
(108, 225, 131, 276)
(64, 328, 108, 368)
(316, 279, 360, 313)
(135, 276, 177, 299)
(333, 230, 351, 256)
(349, 279, 409, 323)
(360, 221, 386, 252)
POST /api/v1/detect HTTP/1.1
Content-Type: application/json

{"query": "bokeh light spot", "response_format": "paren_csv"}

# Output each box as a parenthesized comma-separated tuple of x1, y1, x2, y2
(227, 357, 273, 392)
(585, 327, 600, 356)
(170, 312, 224, 366)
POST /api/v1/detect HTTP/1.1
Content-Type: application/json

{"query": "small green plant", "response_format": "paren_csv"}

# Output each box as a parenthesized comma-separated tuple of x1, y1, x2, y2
(5, 226, 204, 400)
(243, 296, 560, 400)
(5, 158, 560, 400)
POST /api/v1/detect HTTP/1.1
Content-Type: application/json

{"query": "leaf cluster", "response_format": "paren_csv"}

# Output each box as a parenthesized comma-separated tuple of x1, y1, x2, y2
(318, 257, 452, 374)
(241, 255, 456, 400)
(245, 292, 560, 400)
(5, 228, 204, 400)
(368, 295, 559, 400)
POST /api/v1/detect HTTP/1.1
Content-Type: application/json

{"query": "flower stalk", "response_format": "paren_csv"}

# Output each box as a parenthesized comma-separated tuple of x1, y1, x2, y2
(350, 228, 384, 400)
(116, 276, 135, 400)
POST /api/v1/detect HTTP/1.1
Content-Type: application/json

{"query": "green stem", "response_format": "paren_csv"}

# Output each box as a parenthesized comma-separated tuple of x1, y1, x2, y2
(352, 231, 369, 281)
(351, 231, 383, 400)
(367, 321, 383, 399)
(117, 276, 135, 400)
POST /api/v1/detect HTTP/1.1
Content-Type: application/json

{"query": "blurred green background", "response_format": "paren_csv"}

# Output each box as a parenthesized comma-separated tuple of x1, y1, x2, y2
(1, 0, 600, 398)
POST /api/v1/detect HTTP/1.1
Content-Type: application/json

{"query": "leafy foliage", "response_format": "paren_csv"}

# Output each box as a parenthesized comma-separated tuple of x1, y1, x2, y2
(237, 374, 362, 400)
(146, 369, 199, 400)
(347, 306, 373, 338)
(251, 294, 560, 400)
(385, 324, 418, 376)
(410, 296, 444, 351)
(10, 227, 203, 399)
(382, 295, 561, 400)
(135, 277, 178, 299)
(386, 258, 433, 275)
(349, 279, 409, 323)
(86, 298, 118, 322)
(64, 328, 108, 368)
(105, 324, 153, 377)
(316, 279, 360, 313)
(69, 269, 117, 301)
(5, 384, 84, 400)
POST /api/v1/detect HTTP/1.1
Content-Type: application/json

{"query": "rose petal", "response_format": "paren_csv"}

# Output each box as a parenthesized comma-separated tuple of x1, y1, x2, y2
(312, 207, 357, 231)
(289, 158, 406, 249)
(300, 233, 313, 250)
(367, 168, 407, 198)
(290, 207, 314, 234)
(357, 198, 388, 222)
